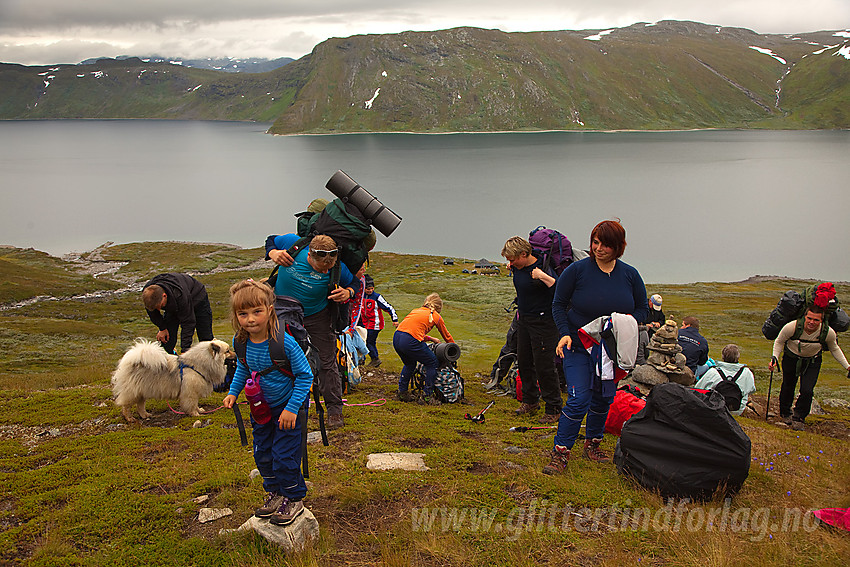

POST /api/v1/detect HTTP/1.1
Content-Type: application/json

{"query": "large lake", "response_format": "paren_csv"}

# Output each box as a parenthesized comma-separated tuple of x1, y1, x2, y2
(1, 120, 848, 284)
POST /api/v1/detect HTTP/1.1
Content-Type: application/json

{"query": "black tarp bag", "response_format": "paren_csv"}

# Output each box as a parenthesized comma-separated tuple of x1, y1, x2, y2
(613, 382, 751, 500)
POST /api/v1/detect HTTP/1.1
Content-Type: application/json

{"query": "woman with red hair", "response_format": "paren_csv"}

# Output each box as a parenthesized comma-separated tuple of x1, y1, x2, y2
(544, 219, 648, 474)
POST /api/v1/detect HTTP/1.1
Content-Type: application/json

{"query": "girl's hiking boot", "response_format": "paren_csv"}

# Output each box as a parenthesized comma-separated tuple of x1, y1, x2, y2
(418, 393, 442, 406)
(583, 438, 611, 463)
(396, 390, 416, 402)
(542, 445, 570, 475)
(269, 498, 305, 526)
(255, 492, 285, 518)
(515, 402, 540, 415)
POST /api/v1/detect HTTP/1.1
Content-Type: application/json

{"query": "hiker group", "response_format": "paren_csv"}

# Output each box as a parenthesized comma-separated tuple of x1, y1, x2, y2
(487, 221, 849, 486)
(137, 171, 850, 522)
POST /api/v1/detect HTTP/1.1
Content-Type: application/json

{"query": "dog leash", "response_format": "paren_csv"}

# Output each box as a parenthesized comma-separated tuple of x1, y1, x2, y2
(343, 398, 387, 407)
(167, 401, 246, 415)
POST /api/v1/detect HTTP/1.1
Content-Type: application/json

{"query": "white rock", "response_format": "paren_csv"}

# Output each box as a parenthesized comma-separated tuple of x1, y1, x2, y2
(198, 507, 232, 523)
(249, 468, 261, 480)
(193, 495, 209, 504)
(219, 508, 319, 551)
(307, 431, 324, 445)
(366, 452, 430, 471)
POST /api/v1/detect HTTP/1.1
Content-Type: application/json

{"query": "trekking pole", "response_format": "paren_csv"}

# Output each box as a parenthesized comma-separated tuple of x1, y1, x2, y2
(233, 404, 248, 446)
(509, 425, 558, 432)
(465, 401, 495, 423)
(765, 356, 777, 421)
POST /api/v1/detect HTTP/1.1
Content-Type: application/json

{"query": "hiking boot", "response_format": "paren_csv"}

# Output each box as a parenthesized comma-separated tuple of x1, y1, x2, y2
(396, 390, 416, 402)
(538, 412, 560, 424)
(269, 498, 305, 526)
(515, 402, 540, 415)
(780, 415, 792, 426)
(368, 358, 382, 367)
(791, 420, 806, 431)
(327, 413, 344, 430)
(418, 393, 442, 406)
(542, 445, 570, 475)
(255, 492, 285, 518)
(583, 438, 611, 463)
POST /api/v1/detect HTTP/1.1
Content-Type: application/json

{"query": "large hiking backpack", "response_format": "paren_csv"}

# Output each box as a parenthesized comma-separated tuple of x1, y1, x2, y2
(413, 356, 465, 403)
(294, 198, 375, 274)
(762, 282, 850, 340)
(434, 363, 464, 403)
(528, 226, 575, 277)
(613, 382, 751, 500)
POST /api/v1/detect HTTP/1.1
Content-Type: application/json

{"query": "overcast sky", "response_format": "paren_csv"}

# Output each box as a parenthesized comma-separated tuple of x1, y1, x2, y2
(1, 0, 848, 66)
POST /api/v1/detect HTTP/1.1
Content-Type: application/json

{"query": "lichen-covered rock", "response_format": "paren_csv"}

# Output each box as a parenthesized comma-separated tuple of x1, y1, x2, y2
(630, 365, 669, 386)
(219, 508, 319, 551)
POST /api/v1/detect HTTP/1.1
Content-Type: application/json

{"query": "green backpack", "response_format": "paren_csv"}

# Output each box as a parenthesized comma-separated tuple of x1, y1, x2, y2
(294, 198, 375, 274)
(789, 283, 846, 351)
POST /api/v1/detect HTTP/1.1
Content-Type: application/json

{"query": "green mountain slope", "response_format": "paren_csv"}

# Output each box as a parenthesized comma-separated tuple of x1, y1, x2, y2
(1, 21, 848, 132)
(0, 56, 308, 122)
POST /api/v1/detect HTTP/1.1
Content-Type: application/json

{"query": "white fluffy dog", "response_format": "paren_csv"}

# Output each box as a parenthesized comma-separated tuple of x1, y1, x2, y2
(112, 338, 235, 422)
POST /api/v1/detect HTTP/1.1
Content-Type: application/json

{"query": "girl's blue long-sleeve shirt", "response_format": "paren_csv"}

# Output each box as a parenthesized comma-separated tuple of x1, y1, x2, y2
(268, 233, 358, 316)
(229, 332, 313, 415)
(552, 257, 649, 339)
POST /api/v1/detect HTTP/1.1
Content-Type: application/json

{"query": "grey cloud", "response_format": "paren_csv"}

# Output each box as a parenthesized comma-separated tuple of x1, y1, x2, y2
(0, 0, 847, 66)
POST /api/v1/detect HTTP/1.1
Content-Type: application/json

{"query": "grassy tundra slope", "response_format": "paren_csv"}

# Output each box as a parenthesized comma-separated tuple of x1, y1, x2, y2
(0, 242, 848, 566)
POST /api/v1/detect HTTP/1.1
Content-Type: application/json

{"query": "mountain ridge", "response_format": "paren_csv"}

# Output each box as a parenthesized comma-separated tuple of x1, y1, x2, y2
(1, 21, 848, 132)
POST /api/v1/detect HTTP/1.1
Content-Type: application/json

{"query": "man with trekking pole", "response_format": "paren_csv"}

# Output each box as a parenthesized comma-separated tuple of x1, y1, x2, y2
(768, 305, 850, 431)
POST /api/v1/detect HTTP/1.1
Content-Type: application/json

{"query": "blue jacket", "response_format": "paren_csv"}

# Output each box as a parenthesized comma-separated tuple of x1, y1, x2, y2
(678, 326, 709, 372)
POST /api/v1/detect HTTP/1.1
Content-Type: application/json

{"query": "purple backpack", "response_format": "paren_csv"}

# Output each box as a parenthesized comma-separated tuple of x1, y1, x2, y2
(528, 226, 574, 276)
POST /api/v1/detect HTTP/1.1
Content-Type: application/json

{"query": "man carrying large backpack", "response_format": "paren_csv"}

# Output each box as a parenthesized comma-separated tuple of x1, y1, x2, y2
(266, 234, 360, 430)
(769, 305, 850, 431)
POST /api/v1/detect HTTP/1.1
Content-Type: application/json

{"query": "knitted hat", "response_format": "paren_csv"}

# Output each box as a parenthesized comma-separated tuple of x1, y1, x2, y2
(364, 274, 374, 288)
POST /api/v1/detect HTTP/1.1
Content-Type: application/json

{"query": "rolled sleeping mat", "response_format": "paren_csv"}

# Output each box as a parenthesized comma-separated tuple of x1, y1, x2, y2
(432, 342, 461, 365)
(325, 170, 402, 237)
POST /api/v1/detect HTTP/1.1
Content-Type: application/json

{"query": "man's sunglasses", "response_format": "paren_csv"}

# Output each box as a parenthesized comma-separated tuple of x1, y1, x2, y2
(311, 249, 339, 259)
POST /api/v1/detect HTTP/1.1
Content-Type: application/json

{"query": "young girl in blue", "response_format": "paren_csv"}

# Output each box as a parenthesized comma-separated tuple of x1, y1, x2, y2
(223, 280, 313, 526)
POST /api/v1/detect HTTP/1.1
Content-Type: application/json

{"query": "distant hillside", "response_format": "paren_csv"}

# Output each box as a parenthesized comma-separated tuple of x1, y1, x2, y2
(1, 22, 848, 132)
(0, 56, 307, 122)
(79, 55, 294, 73)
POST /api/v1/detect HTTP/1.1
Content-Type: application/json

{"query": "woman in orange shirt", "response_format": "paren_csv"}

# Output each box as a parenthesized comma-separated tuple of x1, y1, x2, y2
(393, 293, 455, 404)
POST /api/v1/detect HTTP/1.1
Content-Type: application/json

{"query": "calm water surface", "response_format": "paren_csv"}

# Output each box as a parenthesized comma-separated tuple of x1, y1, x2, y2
(1, 120, 848, 283)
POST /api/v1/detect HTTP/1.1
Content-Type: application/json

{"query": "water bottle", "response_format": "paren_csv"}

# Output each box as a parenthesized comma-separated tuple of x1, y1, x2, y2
(244, 372, 272, 424)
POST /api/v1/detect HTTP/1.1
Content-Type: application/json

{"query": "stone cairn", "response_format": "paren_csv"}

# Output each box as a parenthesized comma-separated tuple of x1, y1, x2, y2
(624, 319, 694, 393)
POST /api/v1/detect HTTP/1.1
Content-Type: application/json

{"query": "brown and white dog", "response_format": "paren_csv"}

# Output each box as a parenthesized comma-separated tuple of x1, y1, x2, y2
(111, 338, 235, 422)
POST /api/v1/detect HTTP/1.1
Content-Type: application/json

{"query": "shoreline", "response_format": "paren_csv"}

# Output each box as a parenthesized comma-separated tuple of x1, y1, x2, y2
(4, 241, 845, 287)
